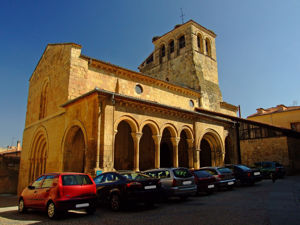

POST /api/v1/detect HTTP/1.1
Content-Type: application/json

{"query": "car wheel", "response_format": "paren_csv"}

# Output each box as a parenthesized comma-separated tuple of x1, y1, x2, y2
(47, 202, 58, 219)
(110, 194, 121, 211)
(86, 206, 96, 215)
(18, 199, 27, 213)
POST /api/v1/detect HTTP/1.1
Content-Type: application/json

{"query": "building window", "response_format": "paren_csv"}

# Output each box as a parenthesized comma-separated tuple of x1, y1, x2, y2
(135, 84, 143, 94)
(146, 54, 153, 64)
(291, 122, 300, 132)
(205, 38, 211, 57)
(169, 40, 174, 53)
(197, 34, 204, 53)
(189, 100, 194, 108)
(179, 35, 185, 49)
(161, 45, 165, 57)
(39, 81, 49, 120)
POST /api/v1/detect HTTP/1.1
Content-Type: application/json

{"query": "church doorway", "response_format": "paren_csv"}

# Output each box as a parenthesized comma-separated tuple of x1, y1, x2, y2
(178, 130, 189, 168)
(114, 121, 134, 170)
(200, 132, 223, 167)
(139, 125, 155, 171)
(160, 128, 173, 168)
(63, 126, 85, 173)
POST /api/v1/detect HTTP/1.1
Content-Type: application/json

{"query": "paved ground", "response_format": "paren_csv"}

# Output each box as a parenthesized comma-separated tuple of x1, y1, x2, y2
(0, 176, 300, 225)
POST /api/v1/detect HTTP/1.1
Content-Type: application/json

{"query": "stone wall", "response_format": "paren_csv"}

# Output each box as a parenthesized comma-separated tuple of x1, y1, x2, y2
(0, 154, 20, 194)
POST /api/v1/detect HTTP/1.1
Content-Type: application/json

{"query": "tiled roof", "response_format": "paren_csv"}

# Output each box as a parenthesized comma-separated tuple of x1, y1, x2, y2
(248, 104, 300, 118)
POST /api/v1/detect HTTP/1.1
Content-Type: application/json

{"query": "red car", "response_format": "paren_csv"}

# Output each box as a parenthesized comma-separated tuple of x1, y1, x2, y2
(18, 172, 97, 219)
(191, 170, 216, 194)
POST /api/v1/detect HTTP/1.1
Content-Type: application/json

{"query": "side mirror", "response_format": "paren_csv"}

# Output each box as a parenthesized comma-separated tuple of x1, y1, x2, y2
(28, 185, 35, 190)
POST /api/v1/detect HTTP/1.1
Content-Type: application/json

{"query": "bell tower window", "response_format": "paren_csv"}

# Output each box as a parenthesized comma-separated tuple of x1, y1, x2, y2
(179, 35, 185, 49)
(197, 34, 204, 53)
(169, 40, 174, 53)
(161, 45, 165, 57)
(205, 38, 212, 57)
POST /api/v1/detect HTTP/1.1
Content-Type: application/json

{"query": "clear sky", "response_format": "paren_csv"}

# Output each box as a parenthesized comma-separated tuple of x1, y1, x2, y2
(1, 0, 300, 147)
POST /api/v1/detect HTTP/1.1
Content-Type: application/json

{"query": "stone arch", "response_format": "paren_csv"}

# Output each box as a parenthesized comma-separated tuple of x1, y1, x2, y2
(199, 129, 223, 167)
(205, 37, 212, 57)
(178, 126, 194, 168)
(140, 119, 159, 135)
(39, 79, 50, 120)
(29, 126, 48, 182)
(114, 120, 134, 170)
(139, 124, 155, 170)
(62, 121, 87, 173)
(160, 123, 178, 168)
(114, 115, 139, 133)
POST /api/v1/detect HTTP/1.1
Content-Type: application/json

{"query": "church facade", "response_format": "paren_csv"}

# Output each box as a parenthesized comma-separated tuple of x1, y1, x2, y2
(18, 20, 238, 193)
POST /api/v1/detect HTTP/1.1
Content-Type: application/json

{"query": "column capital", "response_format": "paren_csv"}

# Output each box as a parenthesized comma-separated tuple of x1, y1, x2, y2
(186, 138, 194, 148)
(152, 135, 162, 145)
(131, 132, 143, 140)
(170, 137, 180, 146)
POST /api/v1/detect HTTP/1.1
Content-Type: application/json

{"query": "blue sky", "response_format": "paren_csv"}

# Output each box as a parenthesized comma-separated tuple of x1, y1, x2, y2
(1, 0, 300, 147)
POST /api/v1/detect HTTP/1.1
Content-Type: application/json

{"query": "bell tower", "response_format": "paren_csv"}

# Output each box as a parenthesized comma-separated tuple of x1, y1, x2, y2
(139, 20, 223, 111)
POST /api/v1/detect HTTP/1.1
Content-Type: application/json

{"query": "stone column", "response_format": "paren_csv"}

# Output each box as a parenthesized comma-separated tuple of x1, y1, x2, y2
(171, 137, 180, 168)
(152, 135, 162, 168)
(187, 138, 194, 169)
(131, 132, 142, 172)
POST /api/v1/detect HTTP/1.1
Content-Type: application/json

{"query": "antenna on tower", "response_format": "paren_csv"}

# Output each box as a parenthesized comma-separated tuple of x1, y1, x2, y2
(180, 8, 185, 24)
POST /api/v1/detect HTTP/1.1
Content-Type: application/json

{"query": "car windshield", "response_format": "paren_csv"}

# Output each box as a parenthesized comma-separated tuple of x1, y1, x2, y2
(62, 175, 93, 186)
(121, 172, 151, 180)
(194, 170, 212, 178)
(173, 168, 193, 178)
(218, 167, 232, 174)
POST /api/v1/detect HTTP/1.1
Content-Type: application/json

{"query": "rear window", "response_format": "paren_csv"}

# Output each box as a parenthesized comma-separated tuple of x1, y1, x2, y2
(144, 170, 171, 179)
(203, 169, 217, 176)
(194, 170, 212, 178)
(262, 162, 274, 168)
(173, 169, 193, 178)
(62, 175, 93, 186)
(121, 172, 150, 180)
(218, 168, 232, 174)
(236, 165, 251, 171)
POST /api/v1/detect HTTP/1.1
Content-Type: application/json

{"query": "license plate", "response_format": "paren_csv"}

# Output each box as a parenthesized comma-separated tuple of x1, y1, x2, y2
(208, 184, 214, 189)
(228, 181, 234, 185)
(75, 203, 89, 208)
(254, 172, 260, 176)
(144, 185, 156, 190)
(183, 181, 192, 185)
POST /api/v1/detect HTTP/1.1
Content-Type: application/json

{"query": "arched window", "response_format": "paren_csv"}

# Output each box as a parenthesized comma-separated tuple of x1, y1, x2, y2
(197, 34, 204, 53)
(161, 45, 165, 57)
(39, 81, 49, 120)
(169, 40, 174, 53)
(205, 38, 212, 57)
(179, 35, 185, 49)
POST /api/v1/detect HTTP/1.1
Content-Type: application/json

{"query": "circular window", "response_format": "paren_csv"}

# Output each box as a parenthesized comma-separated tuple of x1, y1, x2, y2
(189, 100, 194, 108)
(135, 84, 143, 94)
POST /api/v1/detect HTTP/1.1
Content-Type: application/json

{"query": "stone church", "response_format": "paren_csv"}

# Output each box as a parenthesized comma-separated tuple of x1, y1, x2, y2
(18, 20, 239, 193)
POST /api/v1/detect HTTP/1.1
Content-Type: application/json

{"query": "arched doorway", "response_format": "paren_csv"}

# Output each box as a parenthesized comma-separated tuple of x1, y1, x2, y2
(224, 136, 233, 164)
(160, 128, 173, 168)
(200, 132, 223, 167)
(178, 130, 189, 168)
(63, 126, 86, 173)
(139, 125, 155, 171)
(114, 121, 134, 170)
(29, 129, 48, 182)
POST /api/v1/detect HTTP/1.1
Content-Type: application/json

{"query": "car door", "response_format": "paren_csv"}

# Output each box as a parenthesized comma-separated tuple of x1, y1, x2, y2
(35, 175, 56, 208)
(28, 176, 46, 208)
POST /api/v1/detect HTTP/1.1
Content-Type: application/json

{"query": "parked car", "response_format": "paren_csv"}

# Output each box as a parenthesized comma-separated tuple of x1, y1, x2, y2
(94, 171, 161, 211)
(143, 167, 197, 200)
(225, 164, 261, 186)
(18, 172, 97, 219)
(199, 167, 236, 190)
(254, 161, 286, 179)
(190, 169, 216, 194)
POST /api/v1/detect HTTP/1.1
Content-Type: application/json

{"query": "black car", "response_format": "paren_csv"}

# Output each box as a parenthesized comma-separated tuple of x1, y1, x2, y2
(225, 164, 261, 186)
(254, 161, 286, 179)
(94, 171, 161, 211)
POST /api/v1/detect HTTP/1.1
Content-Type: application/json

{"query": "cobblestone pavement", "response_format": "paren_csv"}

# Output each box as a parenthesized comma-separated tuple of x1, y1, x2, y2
(0, 175, 300, 225)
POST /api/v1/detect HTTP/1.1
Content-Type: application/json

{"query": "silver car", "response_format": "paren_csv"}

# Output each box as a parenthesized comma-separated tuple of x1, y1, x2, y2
(143, 167, 197, 199)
